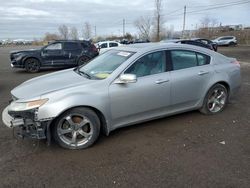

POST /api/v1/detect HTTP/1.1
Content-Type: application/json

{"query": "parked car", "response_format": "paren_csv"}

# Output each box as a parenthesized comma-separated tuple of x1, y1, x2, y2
(161, 39, 215, 51)
(2, 43, 241, 149)
(193, 38, 218, 51)
(95, 41, 122, 54)
(10, 40, 99, 73)
(212, 36, 237, 46)
(132, 39, 150, 44)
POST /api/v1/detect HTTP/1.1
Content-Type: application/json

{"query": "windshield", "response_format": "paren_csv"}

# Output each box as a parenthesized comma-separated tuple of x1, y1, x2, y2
(79, 50, 134, 79)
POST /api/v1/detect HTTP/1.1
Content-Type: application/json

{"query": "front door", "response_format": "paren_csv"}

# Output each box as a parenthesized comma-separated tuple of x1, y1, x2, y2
(41, 42, 65, 66)
(109, 50, 171, 128)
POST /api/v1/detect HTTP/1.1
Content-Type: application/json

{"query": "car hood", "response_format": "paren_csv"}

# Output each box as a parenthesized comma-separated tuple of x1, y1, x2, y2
(11, 49, 40, 55)
(11, 69, 94, 100)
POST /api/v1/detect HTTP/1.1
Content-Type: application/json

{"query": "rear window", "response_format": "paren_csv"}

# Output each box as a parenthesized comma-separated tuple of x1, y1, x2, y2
(64, 42, 80, 50)
(81, 42, 90, 48)
(170, 50, 210, 70)
(109, 42, 118, 47)
(220, 37, 233, 40)
(100, 43, 108, 48)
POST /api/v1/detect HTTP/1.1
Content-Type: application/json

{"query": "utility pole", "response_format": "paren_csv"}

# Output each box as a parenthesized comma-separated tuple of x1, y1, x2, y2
(157, 12, 160, 41)
(94, 25, 97, 38)
(182, 5, 186, 38)
(123, 19, 125, 37)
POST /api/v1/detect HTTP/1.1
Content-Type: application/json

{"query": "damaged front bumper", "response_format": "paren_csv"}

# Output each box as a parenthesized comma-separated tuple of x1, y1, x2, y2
(2, 106, 52, 140)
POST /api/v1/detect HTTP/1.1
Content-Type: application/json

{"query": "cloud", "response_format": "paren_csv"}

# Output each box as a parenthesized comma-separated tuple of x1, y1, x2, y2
(0, 0, 249, 39)
(0, 7, 51, 17)
(27, 0, 67, 2)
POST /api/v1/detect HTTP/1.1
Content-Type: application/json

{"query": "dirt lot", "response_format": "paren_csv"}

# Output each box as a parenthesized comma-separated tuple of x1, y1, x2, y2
(0, 46, 249, 188)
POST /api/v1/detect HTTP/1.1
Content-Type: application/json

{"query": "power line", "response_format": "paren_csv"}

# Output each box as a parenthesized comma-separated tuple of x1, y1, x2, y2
(88, 0, 250, 34)
(188, 0, 249, 8)
(166, 0, 250, 17)
(165, 8, 183, 16)
(188, 0, 250, 14)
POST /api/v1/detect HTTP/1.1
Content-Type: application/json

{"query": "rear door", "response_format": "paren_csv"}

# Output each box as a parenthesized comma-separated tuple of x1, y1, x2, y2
(169, 49, 212, 110)
(63, 42, 82, 65)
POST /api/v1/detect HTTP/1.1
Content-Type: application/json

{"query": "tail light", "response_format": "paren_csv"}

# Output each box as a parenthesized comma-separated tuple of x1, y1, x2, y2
(232, 60, 240, 67)
(91, 44, 98, 53)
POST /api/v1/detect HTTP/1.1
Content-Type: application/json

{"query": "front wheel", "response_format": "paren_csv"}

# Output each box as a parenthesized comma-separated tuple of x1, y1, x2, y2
(200, 84, 228, 115)
(52, 107, 100, 149)
(24, 58, 40, 73)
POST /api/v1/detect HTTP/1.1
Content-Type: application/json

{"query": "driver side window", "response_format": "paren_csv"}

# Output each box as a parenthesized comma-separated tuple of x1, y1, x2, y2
(125, 51, 166, 77)
(45, 43, 62, 50)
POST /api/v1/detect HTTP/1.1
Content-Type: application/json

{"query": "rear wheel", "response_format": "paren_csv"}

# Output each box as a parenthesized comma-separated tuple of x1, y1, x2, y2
(25, 58, 40, 73)
(52, 107, 100, 149)
(229, 42, 236, 46)
(77, 56, 91, 66)
(200, 84, 228, 115)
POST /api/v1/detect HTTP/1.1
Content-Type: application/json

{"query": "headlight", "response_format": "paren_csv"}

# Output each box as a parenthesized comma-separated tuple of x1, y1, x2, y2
(9, 98, 48, 112)
(13, 53, 22, 58)
(13, 53, 23, 60)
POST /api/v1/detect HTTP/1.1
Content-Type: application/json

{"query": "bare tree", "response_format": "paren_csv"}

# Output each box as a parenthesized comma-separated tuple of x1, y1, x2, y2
(153, 0, 164, 41)
(82, 22, 92, 39)
(70, 27, 79, 40)
(200, 17, 211, 28)
(197, 17, 219, 38)
(43, 32, 61, 42)
(134, 16, 152, 41)
(58, 24, 69, 39)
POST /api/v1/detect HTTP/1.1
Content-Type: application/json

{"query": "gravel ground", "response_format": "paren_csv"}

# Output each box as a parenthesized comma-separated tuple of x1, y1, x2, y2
(0, 46, 249, 188)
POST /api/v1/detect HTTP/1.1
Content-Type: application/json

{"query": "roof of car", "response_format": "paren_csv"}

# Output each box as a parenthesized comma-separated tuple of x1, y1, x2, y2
(97, 41, 120, 44)
(115, 42, 213, 55)
(54, 40, 90, 43)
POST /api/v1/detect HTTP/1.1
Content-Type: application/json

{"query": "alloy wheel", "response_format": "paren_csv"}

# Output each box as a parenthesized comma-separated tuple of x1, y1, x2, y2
(57, 114, 93, 147)
(207, 88, 227, 113)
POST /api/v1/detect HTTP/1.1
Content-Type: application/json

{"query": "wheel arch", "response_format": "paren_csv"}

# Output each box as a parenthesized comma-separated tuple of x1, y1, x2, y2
(202, 80, 231, 105)
(216, 81, 230, 94)
(50, 105, 109, 136)
(23, 56, 41, 65)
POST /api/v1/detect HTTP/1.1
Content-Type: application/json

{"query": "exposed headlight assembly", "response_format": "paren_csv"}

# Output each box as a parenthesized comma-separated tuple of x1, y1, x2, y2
(13, 53, 22, 59)
(9, 98, 48, 112)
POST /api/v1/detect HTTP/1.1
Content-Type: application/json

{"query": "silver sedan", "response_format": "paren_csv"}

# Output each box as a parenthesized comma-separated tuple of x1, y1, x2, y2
(2, 43, 241, 149)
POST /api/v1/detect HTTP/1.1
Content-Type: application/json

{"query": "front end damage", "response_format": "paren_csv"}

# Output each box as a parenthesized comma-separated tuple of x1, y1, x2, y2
(2, 103, 52, 144)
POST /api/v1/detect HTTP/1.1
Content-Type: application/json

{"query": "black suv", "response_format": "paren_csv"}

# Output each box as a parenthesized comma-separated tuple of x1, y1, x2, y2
(10, 40, 99, 72)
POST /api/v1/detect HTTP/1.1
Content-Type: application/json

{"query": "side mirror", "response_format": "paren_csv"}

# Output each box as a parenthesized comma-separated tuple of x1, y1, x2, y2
(115, 74, 137, 84)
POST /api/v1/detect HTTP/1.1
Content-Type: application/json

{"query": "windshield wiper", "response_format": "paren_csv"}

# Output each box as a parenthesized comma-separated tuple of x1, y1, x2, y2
(78, 70, 92, 79)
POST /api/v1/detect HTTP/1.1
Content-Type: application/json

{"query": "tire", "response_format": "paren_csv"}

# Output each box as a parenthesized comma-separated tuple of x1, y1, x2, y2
(199, 84, 228, 115)
(77, 56, 91, 66)
(24, 58, 40, 73)
(52, 107, 100, 149)
(229, 42, 236, 46)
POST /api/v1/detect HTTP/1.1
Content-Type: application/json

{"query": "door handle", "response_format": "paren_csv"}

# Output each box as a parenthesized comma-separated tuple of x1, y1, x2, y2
(155, 79, 169, 84)
(198, 71, 209, 75)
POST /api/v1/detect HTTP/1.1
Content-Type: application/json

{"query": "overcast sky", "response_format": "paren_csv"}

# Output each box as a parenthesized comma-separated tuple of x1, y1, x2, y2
(0, 0, 249, 39)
